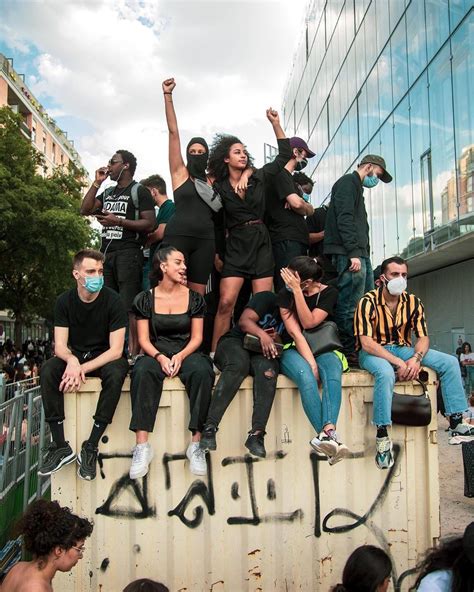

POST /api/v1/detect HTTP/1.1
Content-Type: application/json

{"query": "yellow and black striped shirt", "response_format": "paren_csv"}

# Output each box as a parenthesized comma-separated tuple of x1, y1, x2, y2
(354, 288, 428, 350)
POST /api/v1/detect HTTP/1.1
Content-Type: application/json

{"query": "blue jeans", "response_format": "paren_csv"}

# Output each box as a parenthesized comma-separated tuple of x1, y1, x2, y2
(332, 255, 374, 354)
(359, 345, 468, 426)
(280, 348, 343, 433)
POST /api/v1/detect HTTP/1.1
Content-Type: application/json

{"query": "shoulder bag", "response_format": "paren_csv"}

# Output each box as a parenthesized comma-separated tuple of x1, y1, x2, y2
(301, 290, 343, 357)
(391, 378, 432, 426)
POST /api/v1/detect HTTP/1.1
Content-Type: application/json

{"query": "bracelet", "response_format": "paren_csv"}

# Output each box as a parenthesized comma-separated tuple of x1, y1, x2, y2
(154, 352, 162, 361)
(163, 92, 172, 95)
(414, 352, 423, 362)
(92, 182, 100, 189)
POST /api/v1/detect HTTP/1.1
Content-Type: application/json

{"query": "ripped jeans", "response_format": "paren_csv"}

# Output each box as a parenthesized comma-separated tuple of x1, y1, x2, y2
(280, 348, 343, 433)
(205, 334, 279, 432)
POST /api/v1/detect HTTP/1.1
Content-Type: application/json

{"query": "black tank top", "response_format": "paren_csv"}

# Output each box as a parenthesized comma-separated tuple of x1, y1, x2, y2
(164, 178, 214, 240)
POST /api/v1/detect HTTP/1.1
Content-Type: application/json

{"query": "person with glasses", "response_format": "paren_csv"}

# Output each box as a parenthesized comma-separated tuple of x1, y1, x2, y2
(80, 150, 156, 358)
(0, 499, 93, 591)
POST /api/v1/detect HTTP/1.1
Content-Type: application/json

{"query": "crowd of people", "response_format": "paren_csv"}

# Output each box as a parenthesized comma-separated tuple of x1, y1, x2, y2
(3, 499, 472, 591)
(34, 77, 473, 483)
(1, 338, 51, 391)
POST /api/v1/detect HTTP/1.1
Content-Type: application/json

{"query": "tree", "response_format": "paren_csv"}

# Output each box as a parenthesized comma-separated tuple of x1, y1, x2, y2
(0, 107, 94, 345)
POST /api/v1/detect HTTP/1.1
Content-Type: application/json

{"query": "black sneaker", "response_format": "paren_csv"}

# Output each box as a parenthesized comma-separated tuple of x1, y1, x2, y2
(77, 441, 98, 481)
(38, 442, 75, 476)
(245, 432, 266, 458)
(200, 424, 218, 451)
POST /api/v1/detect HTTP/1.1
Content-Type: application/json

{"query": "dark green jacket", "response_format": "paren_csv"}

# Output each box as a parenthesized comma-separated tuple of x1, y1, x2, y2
(323, 171, 370, 258)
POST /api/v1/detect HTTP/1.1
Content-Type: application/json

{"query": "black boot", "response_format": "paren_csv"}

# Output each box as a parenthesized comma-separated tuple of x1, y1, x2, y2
(199, 424, 218, 451)
(245, 431, 266, 458)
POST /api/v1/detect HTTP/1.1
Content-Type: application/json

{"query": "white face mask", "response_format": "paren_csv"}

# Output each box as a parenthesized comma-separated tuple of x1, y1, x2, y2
(384, 275, 407, 296)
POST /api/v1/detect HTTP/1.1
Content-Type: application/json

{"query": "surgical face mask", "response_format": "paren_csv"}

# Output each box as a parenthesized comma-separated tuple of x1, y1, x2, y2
(384, 275, 407, 296)
(363, 174, 379, 188)
(80, 274, 104, 294)
(302, 192, 311, 203)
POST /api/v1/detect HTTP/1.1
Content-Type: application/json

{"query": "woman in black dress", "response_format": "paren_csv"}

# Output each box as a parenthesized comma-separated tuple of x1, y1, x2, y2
(161, 78, 216, 295)
(128, 246, 214, 479)
(208, 109, 292, 351)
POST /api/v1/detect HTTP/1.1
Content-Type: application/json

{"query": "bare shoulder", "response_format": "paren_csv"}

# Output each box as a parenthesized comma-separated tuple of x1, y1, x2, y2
(1, 563, 52, 592)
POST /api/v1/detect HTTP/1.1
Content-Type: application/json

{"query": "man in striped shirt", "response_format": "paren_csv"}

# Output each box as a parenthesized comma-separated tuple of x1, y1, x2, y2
(355, 256, 472, 469)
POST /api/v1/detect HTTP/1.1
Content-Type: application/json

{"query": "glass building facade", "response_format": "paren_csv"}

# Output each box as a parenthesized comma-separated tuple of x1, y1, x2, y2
(282, 0, 473, 270)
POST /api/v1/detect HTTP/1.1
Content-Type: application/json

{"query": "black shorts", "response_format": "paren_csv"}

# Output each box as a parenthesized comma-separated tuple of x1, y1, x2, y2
(104, 248, 143, 312)
(162, 235, 215, 285)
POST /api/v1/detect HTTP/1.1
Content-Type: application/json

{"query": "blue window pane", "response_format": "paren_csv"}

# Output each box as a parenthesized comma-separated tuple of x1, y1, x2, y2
(409, 73, 430, 246)
(389, 0, 406, 31)
(406, 0, 427, 86)
(380, 118, 399, 257)
(451, 15, 474, 223)
(425, 0, 450, 61)
(366, 65, 380, 141)
(449, 0, 471, 31)
(394, 97, 415, 258)
(358, 83, 369, 151)
(378, 45, 393, 121)
(428, 44, 457, 230)
(375, 0, 390, 56)
(390, 16, 408, 107)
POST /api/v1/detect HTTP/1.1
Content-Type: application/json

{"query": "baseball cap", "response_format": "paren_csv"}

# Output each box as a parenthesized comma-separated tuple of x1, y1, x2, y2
(360, 154, 392, 183)
(289, 137, 316, 159)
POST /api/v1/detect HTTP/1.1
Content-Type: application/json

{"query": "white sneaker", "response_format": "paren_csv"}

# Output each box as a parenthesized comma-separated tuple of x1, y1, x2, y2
(186, 442, 207, 476)
(129, 443, 154, 479)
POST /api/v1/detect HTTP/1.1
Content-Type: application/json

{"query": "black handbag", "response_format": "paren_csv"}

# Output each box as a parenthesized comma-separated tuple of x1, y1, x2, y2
(301, 291, 342, 356)
(391, 379, 432, 426)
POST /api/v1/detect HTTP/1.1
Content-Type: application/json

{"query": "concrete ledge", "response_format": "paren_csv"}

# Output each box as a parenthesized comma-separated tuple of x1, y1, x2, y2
(53, 369, 440, 591)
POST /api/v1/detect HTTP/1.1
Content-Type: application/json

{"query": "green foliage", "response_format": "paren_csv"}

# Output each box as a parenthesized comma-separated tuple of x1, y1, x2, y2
(0, 107, 94, 342)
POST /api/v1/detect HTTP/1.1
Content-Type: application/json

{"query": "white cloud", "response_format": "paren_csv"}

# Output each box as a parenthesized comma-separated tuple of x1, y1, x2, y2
(2, 0, 308, 186)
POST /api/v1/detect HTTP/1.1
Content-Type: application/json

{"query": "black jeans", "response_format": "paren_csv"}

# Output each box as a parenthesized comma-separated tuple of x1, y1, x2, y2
(129, 353, 214, 433)
(272, 240, 308, 292)
(40, 356, 129, 424)
(206, 335, 279, 432)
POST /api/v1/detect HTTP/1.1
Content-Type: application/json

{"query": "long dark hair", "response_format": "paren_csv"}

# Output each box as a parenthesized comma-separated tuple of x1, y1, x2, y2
(207, 133, 254, 182)
(412, 525, 474, 592)
(149, 245, 180, 286)
(331, 545, 392, 592)
(462, 342, 472, 354)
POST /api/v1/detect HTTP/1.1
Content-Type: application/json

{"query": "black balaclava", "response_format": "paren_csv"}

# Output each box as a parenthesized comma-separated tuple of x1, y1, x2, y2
(186, 137, 208, 181)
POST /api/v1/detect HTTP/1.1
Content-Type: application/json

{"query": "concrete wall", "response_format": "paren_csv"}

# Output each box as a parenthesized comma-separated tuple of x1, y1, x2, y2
(410, 259, 474, 354)
(53, 372, 440, 592)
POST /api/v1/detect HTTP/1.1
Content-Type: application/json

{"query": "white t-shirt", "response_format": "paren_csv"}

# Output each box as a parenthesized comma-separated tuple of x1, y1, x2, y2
(417, 569, 452, 591)
(460, 352, 474, 362)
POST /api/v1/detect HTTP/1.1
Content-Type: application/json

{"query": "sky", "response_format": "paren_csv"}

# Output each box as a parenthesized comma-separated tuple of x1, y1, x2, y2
(0, 0, 309, 187)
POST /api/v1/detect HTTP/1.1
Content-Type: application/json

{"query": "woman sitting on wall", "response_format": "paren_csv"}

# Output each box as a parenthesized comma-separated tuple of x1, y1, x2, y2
(1, 499, 93, 592)
(128, 246, 215, 479)
(278, 256, 349, 464)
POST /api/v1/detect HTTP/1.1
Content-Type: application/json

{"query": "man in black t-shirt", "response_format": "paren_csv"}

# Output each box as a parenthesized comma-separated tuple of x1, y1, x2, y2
(200, 291, 283, 457)
(265, 137, 315, 291)
(80, 150, 155, 356)
(39, 250, 129, 481)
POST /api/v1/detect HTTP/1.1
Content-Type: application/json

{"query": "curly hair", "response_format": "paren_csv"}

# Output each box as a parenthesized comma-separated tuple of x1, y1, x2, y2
(293, 172, 314, 189)
(412, 530, 474, 592)
(15, 500, 93, 558)
(207, 133, 254, 182)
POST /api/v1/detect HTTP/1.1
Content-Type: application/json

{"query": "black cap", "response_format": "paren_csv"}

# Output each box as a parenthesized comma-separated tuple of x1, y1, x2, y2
(360, 154, 392, 183)
(289, 137, 316, 158)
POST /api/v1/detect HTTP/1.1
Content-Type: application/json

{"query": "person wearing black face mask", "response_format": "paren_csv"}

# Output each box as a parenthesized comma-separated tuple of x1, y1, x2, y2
(161, 78, 216, 296)
(265, 137, 316, 291)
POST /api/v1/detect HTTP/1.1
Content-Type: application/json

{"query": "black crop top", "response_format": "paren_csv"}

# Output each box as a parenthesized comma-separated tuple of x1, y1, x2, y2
(132, 288, 206, 356)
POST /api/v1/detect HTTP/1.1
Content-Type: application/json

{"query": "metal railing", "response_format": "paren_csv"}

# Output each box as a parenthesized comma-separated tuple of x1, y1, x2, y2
(0, 376, 40, 405)
(0, 381, 50, 553)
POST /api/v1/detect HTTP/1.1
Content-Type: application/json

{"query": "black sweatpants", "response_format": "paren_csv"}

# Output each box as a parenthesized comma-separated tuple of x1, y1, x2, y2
(129, 352, 214, 433)
(40, 356, 129, 424)
(206, 335, 279, 432)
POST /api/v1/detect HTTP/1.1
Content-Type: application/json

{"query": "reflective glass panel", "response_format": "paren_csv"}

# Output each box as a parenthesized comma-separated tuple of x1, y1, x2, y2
(425, 0, 449, 61)
(393, 97, 415, 258)
(451, 16, 474, 223)
(390, 16, 408, 107)
(380, 118, 399, 257)
(406, 0, 427, 87)
(428, 44, 457, 229)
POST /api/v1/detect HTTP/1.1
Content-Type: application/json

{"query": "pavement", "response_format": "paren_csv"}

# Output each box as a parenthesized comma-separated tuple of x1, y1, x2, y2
(437, 415, 474, 537)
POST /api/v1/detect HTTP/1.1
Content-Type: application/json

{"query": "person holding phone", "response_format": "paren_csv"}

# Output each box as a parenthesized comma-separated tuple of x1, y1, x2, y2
(200, 291, 283, 458)
(80, 150, 155, 357)
(128, 246, 214, 479)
